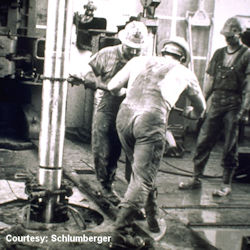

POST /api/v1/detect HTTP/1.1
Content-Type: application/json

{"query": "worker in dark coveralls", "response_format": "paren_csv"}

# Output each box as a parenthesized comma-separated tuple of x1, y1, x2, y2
(107, 37, 206, 246)
(179, 16, 250, 197)
(69, 21, 148, 205)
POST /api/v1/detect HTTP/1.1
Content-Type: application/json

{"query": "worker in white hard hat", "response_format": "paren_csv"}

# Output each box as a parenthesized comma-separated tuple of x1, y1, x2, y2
(158, 36, 191, 64)
(107, 37, 206, 248)
(68, 21, 148, 206)
(179, 16, 250, 197)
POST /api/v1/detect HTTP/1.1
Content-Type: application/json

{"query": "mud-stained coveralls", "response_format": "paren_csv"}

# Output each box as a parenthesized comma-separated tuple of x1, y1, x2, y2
(89, 44, 129, 191)
(108, 56, 205, 212)
(193, 45, 250, 181)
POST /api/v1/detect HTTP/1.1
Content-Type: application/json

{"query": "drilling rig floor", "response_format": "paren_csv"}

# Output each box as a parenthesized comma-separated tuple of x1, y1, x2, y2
(1, 135, 250, 250)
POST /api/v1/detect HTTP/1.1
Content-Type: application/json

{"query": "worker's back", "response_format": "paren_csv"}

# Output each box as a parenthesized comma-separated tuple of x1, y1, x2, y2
(123, 57, 174, 115)
(123, 56, 200, 116)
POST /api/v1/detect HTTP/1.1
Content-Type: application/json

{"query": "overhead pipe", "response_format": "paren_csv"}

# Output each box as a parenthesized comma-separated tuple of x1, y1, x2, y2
(38, 0, 73, 223)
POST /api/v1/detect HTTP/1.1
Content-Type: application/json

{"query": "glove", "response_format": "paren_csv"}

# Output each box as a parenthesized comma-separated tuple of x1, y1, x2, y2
(67, 75, 85, 86)
(110, 87, 127, 96)
(237, 108, 249, 124)
(182, 106, 197, 120)
(67, 75, 98, 90)
(182, 106, 206, 120)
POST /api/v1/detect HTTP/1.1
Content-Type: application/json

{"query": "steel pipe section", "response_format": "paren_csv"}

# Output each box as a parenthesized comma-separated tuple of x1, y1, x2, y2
(38, 0, 73, 222)
(38, 168, 62, 190)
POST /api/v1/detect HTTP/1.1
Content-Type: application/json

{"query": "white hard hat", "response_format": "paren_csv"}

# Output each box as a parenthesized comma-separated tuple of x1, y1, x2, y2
(158, 36, 190, 63)
(118, 21, 148, 49)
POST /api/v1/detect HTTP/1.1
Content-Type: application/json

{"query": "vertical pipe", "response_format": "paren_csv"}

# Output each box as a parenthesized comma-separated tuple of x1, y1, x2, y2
(170, 0, 178, 37)
(38, 0, 73, 223)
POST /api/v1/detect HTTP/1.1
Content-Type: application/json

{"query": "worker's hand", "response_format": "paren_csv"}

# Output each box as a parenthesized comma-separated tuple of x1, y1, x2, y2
(67, 75, 84, 86)
(182, 106, 203, 120)
(237, 108, 249, 124)
(182, 106, 195, 119)
(110, 87, 126, 96)
(117, 88, 127, 96)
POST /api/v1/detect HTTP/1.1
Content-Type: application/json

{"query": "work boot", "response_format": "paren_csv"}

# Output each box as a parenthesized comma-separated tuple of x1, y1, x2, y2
(111, 207, 147, 249)
(213, 168, 234, 197)
(110, 228, 146, 249)
(134, 209, 146, 221)
(179, 178, 201, 190)
(98, 183, 120, 206)
(114, 206, 136, 229)
(101, 187, 120, 206)
(212, 185, 231, 197)
(179, 164, 204, 190)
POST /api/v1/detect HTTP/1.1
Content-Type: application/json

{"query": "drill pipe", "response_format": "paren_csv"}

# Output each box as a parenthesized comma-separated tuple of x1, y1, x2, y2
(38, 0, 73, 223)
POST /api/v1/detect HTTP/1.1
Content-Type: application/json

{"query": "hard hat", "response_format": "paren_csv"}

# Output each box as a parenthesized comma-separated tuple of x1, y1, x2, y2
(118, 21, 148, 49)
(158, 36, 190, 63)
(220, 16, 246, 36)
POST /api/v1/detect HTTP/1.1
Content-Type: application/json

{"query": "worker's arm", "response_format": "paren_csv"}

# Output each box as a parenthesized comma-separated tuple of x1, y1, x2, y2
(182, 72, 206, 120)
(203, 74, 214, 101)
(238, 49, 250, 121)
(67, 71, 108, 91)
(238, 74, 250, 121)
(68, 48, 110, 91)
(183, 93, 206, 120)
(84, 71, 108, 91)
(202, 49, 221, 101)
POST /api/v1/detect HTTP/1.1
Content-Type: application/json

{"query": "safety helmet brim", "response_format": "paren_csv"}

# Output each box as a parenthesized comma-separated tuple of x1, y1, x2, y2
(158, 37, 190, 64)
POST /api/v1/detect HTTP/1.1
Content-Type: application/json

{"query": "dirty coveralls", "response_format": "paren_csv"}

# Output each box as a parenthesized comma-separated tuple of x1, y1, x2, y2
(113, 56, 205, 212)
(89, 45, 129, 191)
(193, 45, 250, 181)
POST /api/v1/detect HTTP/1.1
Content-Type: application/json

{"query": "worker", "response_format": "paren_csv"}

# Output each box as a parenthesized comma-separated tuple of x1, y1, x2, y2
(107, 37, 206, 247)
(179, 16, 250, 197)
(68, 21, 148, 205)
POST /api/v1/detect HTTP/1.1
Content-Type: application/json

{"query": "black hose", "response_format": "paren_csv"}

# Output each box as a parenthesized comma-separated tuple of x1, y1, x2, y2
(80, 151, 222, 179)
(158, 168, 193, 177)
(160, 159, 222, 179)
(162, 159, 193, 174)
